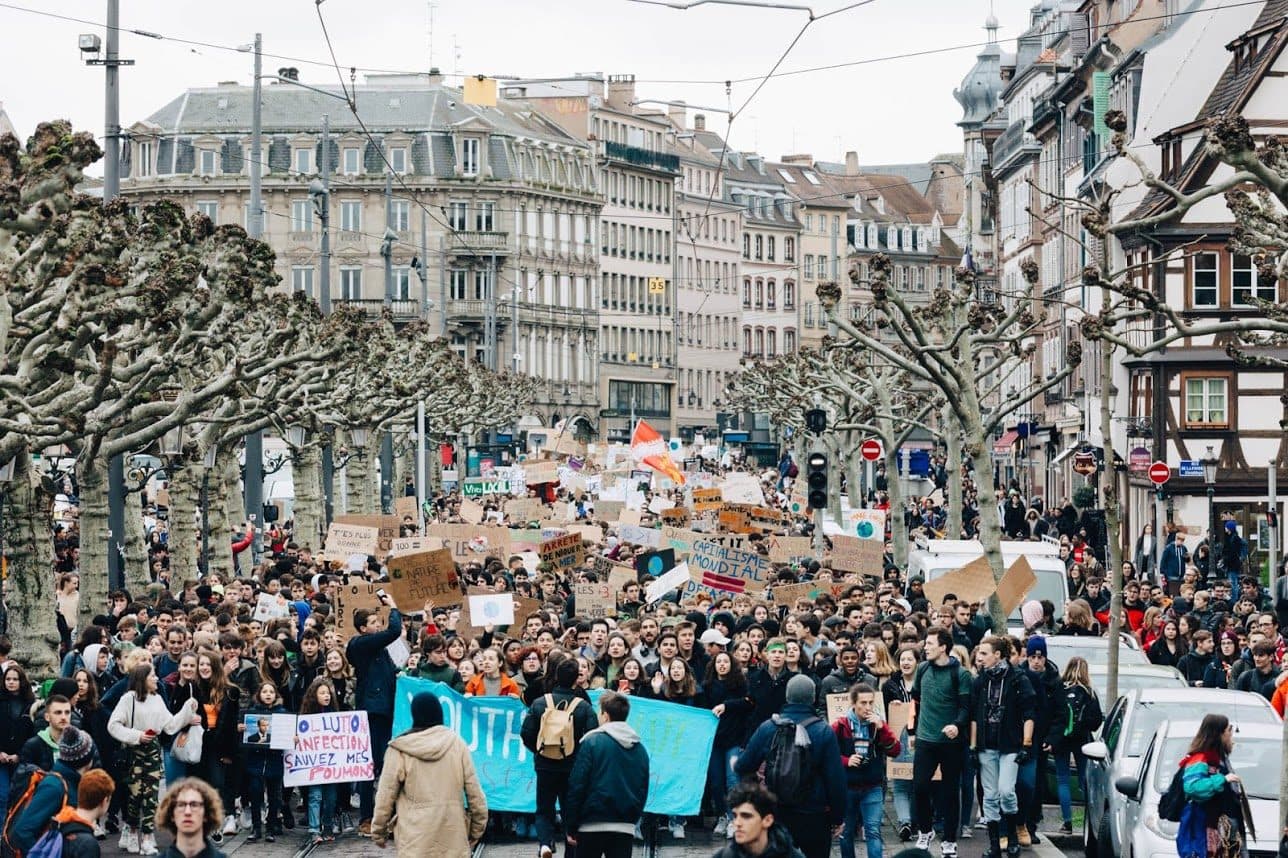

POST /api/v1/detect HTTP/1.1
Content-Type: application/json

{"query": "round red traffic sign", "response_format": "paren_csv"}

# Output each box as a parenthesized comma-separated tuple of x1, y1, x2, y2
(1148, 461, 1170, 485)
(860, 439, 882, 462)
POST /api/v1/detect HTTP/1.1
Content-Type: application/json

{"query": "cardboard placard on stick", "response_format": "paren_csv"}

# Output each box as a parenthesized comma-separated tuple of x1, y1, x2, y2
(394, 496, 419, 524)
(426, 524, 510, 562)
(524, 461, 559, 485)
(886, 701, 937, 780)
(573, 581, 616, 619)
(504, 497, 544, 523)
(539, 532, 585, 570)
(765, 535, 814, 563)
(459, 498, 485, 525)
(335, 514, 401, 556)
(997, 556, 1038, 615)
(825, 693, 851, 725)
(921, 555, 997, 607)
(386, 548, 460, 608)
(390, 536, 444, 557)
(594, 500, 624, 521)
(325, 523, 380, 558)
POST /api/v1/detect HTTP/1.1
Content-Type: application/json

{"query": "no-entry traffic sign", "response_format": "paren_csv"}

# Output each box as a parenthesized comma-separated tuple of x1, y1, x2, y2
(1148, 461, 1170, 485)
(860, 439, 882, 462)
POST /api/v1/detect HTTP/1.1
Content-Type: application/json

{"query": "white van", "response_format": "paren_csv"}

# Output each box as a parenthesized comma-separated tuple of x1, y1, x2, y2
(906, 538, 1067, 628)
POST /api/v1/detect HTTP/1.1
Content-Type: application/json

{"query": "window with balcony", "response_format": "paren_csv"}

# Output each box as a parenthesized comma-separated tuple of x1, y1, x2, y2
(196, 201, 218, 223)
(339, 266, 362, 300)
(342, 148, 361, 175)
(391, 200, 410, 232)
(291, 200, 313, 233)
(1182, 374, 1229, 429)
(1191, 251, 1218, 307)
(448, 201, 468, 231)
(290, 266, 314, 295)
(461, 138, 480, 176)
(475, 202, 494, 232)
(340, 201, 361, 233)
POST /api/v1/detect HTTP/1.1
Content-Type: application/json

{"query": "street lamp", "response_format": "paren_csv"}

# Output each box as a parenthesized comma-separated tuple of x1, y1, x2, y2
(285, 426, 307, 449)
(350, 428, 370, 449)
(1203, 445, 1219, 585)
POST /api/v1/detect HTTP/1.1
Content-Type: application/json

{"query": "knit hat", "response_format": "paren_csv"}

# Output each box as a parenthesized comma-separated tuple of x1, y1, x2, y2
(1021, 600, 1044, 629)
(1225, 520, 1238, 532)
(1025, 636, 1048, 658)
(785, 674, 815, 705)
(58, 725, 94, 770)
(410, 692, 444, 730)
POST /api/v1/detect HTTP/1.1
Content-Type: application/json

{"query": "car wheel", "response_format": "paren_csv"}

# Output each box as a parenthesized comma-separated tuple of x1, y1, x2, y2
(1096, 811, 1112, 858)
(1084, 808, 1098, 858)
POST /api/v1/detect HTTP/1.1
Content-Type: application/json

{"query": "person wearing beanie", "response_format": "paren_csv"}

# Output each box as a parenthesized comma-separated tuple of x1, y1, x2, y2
(8, 726, 97, 855)
(521, 656, 598, 858)
(1020, 600, 1045, 633)
(1203, 630, 1242, 689)
(736, 673, 846, 858)
(59, 768, 116, 858)
(1017, 636, 1060, 842)
(370, 692, 487, 855)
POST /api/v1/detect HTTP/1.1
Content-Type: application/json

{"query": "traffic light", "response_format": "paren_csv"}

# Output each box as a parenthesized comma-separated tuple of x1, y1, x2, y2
(807, 452, 828, 510)
(805, 408, 827, 435)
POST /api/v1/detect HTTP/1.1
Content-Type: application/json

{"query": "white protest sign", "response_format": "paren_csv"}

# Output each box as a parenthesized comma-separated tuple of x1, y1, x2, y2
(646, 562, 691, 603)
(282, 710, 374, 787)
(618, 524, 662, 548)
(467, 593, 515, 626)
(252, 592, 290, 622)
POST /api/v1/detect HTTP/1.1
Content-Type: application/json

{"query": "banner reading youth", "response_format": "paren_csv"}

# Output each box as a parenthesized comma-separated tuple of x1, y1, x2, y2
(393, 677, 715, 815)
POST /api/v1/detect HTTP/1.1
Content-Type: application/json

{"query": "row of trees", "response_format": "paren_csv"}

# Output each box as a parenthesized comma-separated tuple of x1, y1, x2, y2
(0, 122, 537, 675)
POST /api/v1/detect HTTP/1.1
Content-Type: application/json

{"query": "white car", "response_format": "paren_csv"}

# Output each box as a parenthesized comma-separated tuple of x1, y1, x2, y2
(1081, 688, 1279, 858)
(1112, 719, 1280, 858)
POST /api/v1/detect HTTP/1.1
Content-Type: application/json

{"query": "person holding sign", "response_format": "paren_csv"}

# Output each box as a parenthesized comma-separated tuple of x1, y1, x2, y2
(346, 592, 403, 837)
(831, 683, 901, 858)
(371, 692, 488, 857)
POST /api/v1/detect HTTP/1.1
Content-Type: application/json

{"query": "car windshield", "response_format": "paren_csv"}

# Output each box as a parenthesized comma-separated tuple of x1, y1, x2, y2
(1152, 737, 1280, 800)
(1091, 670, 1184, 702)
(1127, 702, 1277, 756)
(1046, 640, 1149, 668)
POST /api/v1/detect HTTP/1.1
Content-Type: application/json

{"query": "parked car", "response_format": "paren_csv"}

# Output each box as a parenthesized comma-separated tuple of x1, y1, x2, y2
(1089, 664, 1185, 705)
(1043, 635, 1146, 670)
(1080, 688, 1279, 858)
(1111, 719, 1280, 858)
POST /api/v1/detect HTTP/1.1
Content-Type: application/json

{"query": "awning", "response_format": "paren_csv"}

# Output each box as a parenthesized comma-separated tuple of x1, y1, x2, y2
(992, 430, 1019, 453)
(1051, 445, 1078, 466)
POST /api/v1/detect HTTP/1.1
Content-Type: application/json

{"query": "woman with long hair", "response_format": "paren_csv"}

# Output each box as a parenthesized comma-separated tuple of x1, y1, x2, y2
(108, 663, 200, 855)
(652, 655, 702, 706)
(299, 678, 339, 843)
(196, 651, 242, 843)
(56, 572, 81, 655)
(602, 634, 631, 687)
(1138, 606, 1164, 650)
(258, 641, 292, 698)
(322, 649, 355, 709)
(731, 639, 756, 672)
(703, 652, 751, 837)
(613, 658, 650, 698)
(0, 664, 36, 822)
(1148, 618, 1188, 667)
(163, 652, 203, 784)
(1203, 631, 1241, 689)
(882, 645, 920, 841)
(370, 692, 488, 855)
(71, 663, 115, 835)
(1056, 599, 1098, 637)
(864, 639, 897, 682)
(1176, 714, 1250, 858)
(1044, 656, 1102, 835)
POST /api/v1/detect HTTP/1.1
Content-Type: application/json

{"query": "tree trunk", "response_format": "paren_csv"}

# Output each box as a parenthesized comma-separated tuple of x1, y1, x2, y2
(945, 406, 964, 539)
(4, 450, 61, 678)
(167, 455, 201, 585)
(884, 437, 909, 568)
(208, 447, 236, 577)
(970, 442, 1010, 633)
(224, 448, 246, 530)
(123, 485, 150, 596)
(77, 459, 109, 626)
(293, 445, 325, 552)
(1100, 277, 1126, 704)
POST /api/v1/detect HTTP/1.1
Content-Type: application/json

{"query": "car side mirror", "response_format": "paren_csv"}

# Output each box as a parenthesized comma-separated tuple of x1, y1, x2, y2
(1114, 775, 1140, 798)
(1082, 740, 1109, 760)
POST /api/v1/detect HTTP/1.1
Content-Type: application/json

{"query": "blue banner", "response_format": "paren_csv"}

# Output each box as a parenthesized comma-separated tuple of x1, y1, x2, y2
(393, 677, 717, 815)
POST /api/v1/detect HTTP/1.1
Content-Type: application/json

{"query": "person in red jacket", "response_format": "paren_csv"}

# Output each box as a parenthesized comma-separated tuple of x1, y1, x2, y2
(831, 682, 900, 858)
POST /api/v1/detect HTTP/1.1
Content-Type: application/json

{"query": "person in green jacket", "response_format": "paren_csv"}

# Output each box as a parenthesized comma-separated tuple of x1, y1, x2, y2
(414, 634, 465, 692)
(908, 627, 973, 858)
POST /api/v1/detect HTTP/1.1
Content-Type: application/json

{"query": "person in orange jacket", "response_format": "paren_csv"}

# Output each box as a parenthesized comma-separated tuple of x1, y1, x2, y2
(464, 649, 520, 698)
(1269, 671, 1288, 717)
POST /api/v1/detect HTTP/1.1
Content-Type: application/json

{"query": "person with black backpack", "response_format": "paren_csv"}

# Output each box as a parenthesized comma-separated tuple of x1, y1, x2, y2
(735, 674, 846, 858)
(520, 659, 597, 858)
(907, 627, 972, 858)
(3, 726, 97, 858)
(1043, 656, 1102, 836)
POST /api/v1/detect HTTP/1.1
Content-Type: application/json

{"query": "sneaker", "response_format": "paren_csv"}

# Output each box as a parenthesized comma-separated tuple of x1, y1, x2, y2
(240, 808, 251, 830)
(94, 821, 106, 841)
(916, 831, 936, 850)
(210, 832, 224, 846)
(1058, 822, 1073, 836)
(634, 823, 643, 842)
(222, 817, 238, 837)
(139, 834, 159, 856)
(265, 833, 276, 843)
(961, 826, 973, 839)
(713, 817, 728, 836)
(898, 824, 913, 842)
(941, 841, 958, 858)
(539, 847, 554, 858)
(245, 831, 261, 844)
(669, 821, 685, 839)
(119, 828, 139, 854)
(310, 833, 325, 846)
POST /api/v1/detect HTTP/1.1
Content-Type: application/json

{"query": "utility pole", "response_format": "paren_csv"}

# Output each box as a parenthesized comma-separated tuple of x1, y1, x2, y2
(318, 113, 332, 313)
(242, 33, 265, 565)
(383, 170, 394, 308)
(1270, 461, 1279, 589)
(416, 401, 427, 532)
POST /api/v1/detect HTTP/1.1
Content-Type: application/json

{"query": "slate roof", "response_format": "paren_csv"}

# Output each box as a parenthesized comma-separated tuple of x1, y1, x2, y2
(1126, 0, 1288, 221)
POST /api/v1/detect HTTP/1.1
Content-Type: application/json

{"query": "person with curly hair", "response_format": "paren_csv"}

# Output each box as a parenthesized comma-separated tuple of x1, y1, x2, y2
(155, 777, 227, 858)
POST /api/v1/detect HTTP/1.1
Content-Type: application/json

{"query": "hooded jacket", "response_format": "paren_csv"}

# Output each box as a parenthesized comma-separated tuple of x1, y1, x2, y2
(968, 664, 1037, 754)
(54, 807, 100, 858)
(564, 720, 650, 835)
(711, 822, 807, 858)
(370, 725, 487, 857)
(8, 762, 81, 852)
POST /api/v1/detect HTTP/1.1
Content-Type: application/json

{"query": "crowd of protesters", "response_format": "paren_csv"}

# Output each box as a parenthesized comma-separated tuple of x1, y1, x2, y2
(2, 456, 1287, 858)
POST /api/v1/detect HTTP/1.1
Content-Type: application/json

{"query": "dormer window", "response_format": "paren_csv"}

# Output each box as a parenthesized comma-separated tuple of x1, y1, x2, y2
(461, 138, 481, 176)
(293, 148, 312, 174)
(136, 141, 154, 177)
(903, 226, 913, 250)
(389, 147, 408, 174)
(868, 225, 878, 248)
(888, 226, 899, 250)
(198, 149, 217, 176)
(342, 147, 361, 175)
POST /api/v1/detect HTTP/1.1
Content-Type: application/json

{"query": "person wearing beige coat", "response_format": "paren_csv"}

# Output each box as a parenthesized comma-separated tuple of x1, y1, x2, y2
(371, 693, 488, 856)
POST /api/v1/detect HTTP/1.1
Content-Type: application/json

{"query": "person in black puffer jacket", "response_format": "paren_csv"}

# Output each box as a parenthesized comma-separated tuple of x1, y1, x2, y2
(0, 663, 36, 822)
(1043, 657, 1102, 835)
(705, 652, 755, 836)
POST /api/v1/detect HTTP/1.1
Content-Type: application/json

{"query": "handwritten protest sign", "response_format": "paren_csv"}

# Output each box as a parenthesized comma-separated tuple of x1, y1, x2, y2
(718, 509, 752, 533)
(765, 535, 814, 563)
(646, 563, 690, 603)
(524, 460, 559, 485)
(594, 500, 624, 521)
(468, 593, 515, 626)
(394, 496, 419, 523)
(886, 701, 937, 780)
(634, 549, 676, 581)
(661, 526, 700, 558)
(922, 555, 997, 607)
(831, 534, 883, 576)
(749, 506, 789, 532)
(389, 536, 445, 556)
(459, 498, 485, 525)
(325, 523, 379, 559)
(825, 693, 851, 725)
(334, 514, 401, 556)
(689, 540, 771, 593)
(427, 524, 510, 561)
(334, 582, 386, 632)
(574, 581, 616, 619)
(386, 548, 460, 607)
(394, 678, 716, 815)
(503, 497, 543, 522)
(691, 488, 722, 510)
(618, 523, 661, 548)
(997, 556, 1037, 615)
(252, 592, 290, 622)
(539, 532, 585, 570)
(568, 524, 604, 545)
(720, 475, 765, 505)
(703, 532, 751, 552)
(282, 710, 373, 787)
(843, 508, 886, 541)
(660, 507, 690, 527)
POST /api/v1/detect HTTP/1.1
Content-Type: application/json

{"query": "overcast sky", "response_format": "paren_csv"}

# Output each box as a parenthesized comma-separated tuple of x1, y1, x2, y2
(1, 0, 1038, 168)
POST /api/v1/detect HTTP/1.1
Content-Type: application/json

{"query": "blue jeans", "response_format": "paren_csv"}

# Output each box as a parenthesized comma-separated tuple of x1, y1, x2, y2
(162, 749, 190, 786)
(961, 745, 977, 827)
(891, 778, 913, 826)
(706, 746, 740, 818)
(307, 785, 335, 834)
(1053, 750, 1088, 824)
(978, 750, 1020, 822)
(1015, 754, 1039, 828)
(0, 763, 12, 825)
(840, 785, 885, 858)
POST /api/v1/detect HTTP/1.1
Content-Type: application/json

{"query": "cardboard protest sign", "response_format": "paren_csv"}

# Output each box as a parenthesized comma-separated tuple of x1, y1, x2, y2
(524, 461, 559, 485)
(843, 508, 886, 541)
(550, 431, 585, 459)
(394, 496, 419, 524)
(718, 509, 752, 533)
(334, 582, 387, 633)
(703, 532, 751, 552)
(283, 710, 373, 787)
(691, 488, 722, 509)
(616, 508, 642, 527)
(252, 592, 290, 622)
(660, 526, 700, 558)
(647, 495, 672, 516)
(749, 507, 790, 532)
(539, 532, 585, 570)
(574, 581, 616, 619)
(460, 498, 485, 525)
(720, 475, 765, 505)
(595, 500, 624, 521)
(427, 524, 510, 562)
(689, 540, 772, 593)
(997, 556, 1038, 615)
(461, 477, 512, 498)
(389, 536, 445, 557)
(646, 563, 691, 603)
(386, 548, 460, 607)
(606, 563, 637, 594)
(568, 524, 604, 545)
(456, 586, 518, 632)
(830, 535, 884, 576)
(765, 535, 814, 563)
(887, 701, 937, 780)
(825, 693, 851, 725)
(660, 507, 690, 527)
(618, 523, 661, 548)
(770, 581, 825, 607)
(634, 549, 676, 581)
(504, 497, 543, 522)
(921, 555, 997, 607)
(334, 514, 402, 556)
(325, 522, 380, 558)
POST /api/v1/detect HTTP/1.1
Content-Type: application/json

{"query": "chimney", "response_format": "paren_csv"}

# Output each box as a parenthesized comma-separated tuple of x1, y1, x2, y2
(694, 114, 706, 132)
(667, 99, 686, 130)
(780, 154, 812, 165)
(427, 66, 443, 85)
(606, 74, 636, 109)
(845, 150, 859, 176)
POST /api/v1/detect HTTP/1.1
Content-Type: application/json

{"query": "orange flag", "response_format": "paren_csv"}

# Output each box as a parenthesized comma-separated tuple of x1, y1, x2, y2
(630, 419, 686, 486)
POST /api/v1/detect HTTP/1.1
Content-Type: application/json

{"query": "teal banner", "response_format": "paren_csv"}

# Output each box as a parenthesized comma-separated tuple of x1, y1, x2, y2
(393, 677, 717, 815)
